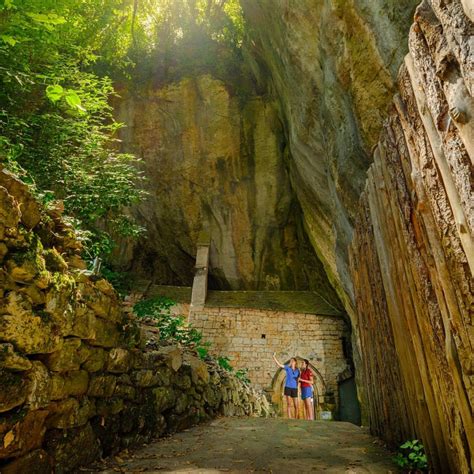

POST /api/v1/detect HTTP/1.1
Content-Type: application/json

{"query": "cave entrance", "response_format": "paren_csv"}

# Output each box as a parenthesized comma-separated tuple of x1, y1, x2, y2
(270, 358, 325, 419)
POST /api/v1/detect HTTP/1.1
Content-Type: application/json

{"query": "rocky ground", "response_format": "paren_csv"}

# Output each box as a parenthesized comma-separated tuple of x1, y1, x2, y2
(84, 417, 398, 473)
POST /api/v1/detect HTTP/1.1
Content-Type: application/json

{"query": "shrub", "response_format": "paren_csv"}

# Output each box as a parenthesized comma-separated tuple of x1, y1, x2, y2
(133, 296, 210, 358)
(393, 439, 428, 472)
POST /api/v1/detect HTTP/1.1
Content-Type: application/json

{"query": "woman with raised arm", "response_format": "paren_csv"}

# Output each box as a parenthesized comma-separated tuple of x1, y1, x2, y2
(273, 352, 300, 419)
(299, 359, 315, 420)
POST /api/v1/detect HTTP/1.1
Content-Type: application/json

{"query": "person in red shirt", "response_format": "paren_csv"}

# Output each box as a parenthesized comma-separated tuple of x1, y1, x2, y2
(299, 359, 314, 420)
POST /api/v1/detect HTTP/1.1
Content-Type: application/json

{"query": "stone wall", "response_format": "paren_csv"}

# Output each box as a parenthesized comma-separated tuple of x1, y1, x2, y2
(0, 170, 270, 473)
(349, 2, 473, 473)
(188, 306, 350, 408)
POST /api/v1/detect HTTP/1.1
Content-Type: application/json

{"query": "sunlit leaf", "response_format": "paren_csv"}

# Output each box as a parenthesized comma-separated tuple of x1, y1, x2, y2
(1, 35, 17, 46)
(46, 84, 64, 103)
(2, 0, 14, 10)
(26, 12, 66, 26)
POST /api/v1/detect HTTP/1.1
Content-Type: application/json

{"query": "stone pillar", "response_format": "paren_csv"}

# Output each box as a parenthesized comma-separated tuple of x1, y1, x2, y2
(190, 231, 210, 310)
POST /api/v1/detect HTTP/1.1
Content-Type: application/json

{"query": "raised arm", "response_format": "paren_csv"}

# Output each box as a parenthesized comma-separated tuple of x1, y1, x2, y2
(273, 352, 285, 369)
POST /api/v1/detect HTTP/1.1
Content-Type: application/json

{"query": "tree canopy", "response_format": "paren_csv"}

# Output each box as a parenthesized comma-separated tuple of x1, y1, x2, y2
(0, 0, 245, 264)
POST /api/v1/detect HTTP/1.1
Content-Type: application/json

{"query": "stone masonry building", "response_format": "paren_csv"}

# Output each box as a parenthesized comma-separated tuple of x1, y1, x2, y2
(145, 286, 355, 420)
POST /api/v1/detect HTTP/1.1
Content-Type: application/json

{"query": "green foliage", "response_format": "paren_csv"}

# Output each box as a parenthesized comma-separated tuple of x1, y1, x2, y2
(100, 265, 135, 298)
(133, 296, 211, 358)
(393, 440, 428, 472)
(0, 0, 146, 263)
(235, 368, 250, 385)
(216, 357, 249, 383)
(217, 356, 233, 371)
(125, 0, 247, 88)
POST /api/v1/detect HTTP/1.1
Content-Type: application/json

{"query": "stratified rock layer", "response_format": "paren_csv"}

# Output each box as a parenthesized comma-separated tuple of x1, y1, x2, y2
(0, 169, 270, 473)
(349, 1, 473, 472)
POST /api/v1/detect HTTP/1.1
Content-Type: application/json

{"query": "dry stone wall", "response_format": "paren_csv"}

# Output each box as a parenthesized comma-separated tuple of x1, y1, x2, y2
(0, 170, 270, 474)
(349, 1, 473, 472)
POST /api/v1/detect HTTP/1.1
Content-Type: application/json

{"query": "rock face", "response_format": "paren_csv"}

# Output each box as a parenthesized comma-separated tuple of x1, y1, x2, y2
(240, 0, 419, 310)
(349, 2, 473, 472)
(115, 75, 341, 306)
(0, 170, 271, 473)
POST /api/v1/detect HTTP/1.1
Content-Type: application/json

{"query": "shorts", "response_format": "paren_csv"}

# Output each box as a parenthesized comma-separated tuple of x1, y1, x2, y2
(301, 386, 313, 400)
(284, 387, 298, 398)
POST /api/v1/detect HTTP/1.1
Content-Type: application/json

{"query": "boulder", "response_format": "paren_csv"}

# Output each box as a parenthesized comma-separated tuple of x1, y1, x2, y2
(87, 317, 120, 348)
(174, 374, 192, 390)
(130, 369, 160, 388)
(0, 312, 61, 355)
(114, 383, 136, 401)
(174, 393, 190, 414)
(183, 354, 210, 385)
(96, 398, 124, 416)
(0, 343, 32, 371)
(106, 348, 132, 373)
(87, 374, 117, 398)
(0, 170, 41, 229)
(95, 278, 116, 297)
(78, 281, 121, 322)
(0, 369, 28, 413)
(0, 409, 49, 460)
(0, 185, 21, 230)
(81, 347, 106, 372)
(0, 242, 8, 262)
(44, 423, 100, 474)
(44, 287, 75, 335)
(25, 361, 51, 409)
(5, 247, 47, 285)
(152, 387, 175, 413)
(69, 304, 95, 339)
(157, 345, 183, 372)
(47, 397, 95, 429)
(50, 371, 89, 400)
(43, 338, 87, 372)
(18, 285, 45, 306)
(67, 254, 87, 270)
(43, 248, 68, 273)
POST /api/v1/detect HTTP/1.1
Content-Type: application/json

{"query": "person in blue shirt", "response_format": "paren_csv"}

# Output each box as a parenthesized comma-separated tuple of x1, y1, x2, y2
(273, 352, 300, 419)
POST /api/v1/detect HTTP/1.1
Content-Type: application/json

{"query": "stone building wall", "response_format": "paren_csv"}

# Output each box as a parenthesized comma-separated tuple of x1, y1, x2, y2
(0, 170, 270, 474)
(188, 306, 350, 405)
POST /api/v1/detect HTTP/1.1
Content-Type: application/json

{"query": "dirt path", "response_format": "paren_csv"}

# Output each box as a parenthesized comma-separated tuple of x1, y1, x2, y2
(86, 417, 399, 473)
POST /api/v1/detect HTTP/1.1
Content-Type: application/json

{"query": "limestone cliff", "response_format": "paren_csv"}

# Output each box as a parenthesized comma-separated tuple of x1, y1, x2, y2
(115, 75, 341, 306)
(241, 0, 419, 310)
(241, 1, 473, 471)
(349, 2, 473, 472)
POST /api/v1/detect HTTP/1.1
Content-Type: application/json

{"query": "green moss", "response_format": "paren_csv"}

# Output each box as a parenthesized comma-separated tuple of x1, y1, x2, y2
(44, 248, 68, 273)
(50, 271, 76, 291)
(11, 233, 46, 271)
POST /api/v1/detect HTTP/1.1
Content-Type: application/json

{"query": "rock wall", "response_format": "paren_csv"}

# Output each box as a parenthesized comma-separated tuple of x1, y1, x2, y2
(114, 76, 340, 307)
(240, 0, 420, 311)
(0, 170, 270, 473)
(349, 1, 473, 472)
